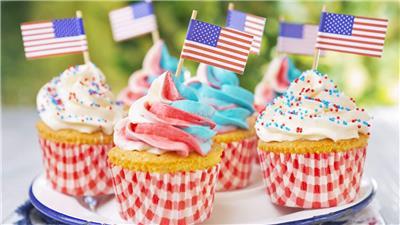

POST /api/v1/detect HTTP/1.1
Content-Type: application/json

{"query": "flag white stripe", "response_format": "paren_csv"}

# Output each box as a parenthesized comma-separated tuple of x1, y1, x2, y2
(21, 22, 52, 31)
(114, 27, 156, 41)
(25, 46, 88, 58)
(184, 41, 248, 60)
(316, 43, 382, 56)
(246, 16, 266, 24)
(317, 32, 385, 43)
(23, 35, 86, 47)
(114, 27, 157, 41)
(351, 30, 386, 38)
(25, 40, 87, 52)
(22, 28, 54, 36)
(317, 38, 383, 50)
(111, 16, 156, 32)
(245, 21, 264, 31)
(110, 15, 157, 41)
(23, 33, 55, 41)
(181, 52, 244, 72)
(353, 24, 387, 31)
(354, 17, 388, 26)
(220, 29, 254, 42)
(217, 42, 250, 54)
(244, 27, 263, 37)
(182, 45, 246, 65)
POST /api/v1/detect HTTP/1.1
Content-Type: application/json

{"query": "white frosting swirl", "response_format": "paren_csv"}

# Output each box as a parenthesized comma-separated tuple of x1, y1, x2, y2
(255, 70, 371, 142)
(37, 63, 124, 135)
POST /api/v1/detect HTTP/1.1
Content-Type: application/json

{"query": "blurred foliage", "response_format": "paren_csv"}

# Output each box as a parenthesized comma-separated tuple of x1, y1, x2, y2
(1, 1, 399, 106)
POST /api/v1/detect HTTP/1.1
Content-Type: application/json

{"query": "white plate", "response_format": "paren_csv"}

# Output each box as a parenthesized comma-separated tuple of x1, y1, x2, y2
(29, 168, 376, 225)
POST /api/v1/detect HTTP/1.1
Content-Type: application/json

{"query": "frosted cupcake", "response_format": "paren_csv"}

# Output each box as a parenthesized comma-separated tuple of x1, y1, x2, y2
(186, 64, 257, 191)
(36, 63, 124, 196)
(118, 40, 184, 106)
(254, 56, 301, 113)
(108, 72, 222, 224)
(255, 70, 371, 208)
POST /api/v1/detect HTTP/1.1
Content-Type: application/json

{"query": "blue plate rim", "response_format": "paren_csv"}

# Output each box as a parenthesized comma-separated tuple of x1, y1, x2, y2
(29, 176, 377, 225)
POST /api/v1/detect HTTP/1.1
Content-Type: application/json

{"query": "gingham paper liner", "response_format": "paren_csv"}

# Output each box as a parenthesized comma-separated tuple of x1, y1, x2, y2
(39, 138, 114, 196)
(258, 147, 367, 208)
(217, 136, 258, 191)
(109, 164, 220, 224)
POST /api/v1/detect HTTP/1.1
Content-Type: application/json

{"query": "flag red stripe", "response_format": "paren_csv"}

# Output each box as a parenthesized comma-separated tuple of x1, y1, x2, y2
(317, 41, 382, 51)
(220, 33, 252, 45)
(352, 28, 387, 34)
(181, 55, 243, 74)
(354, 22, 388, 28)
(21, 26, 53, 31)
(182, 49, 245, 68)
(351, 33, 385, 40)
(245, 25, 264, 33)
(27, 51, 85, 59)
(22, 32, 54, 37)
(318, 35, 384, 46)
(356, 16, 388, 22)
(317, 47, 381, 58)
(218, 39, 250, 51)
(185, 42, 247, 57)
(21, 21, 50, 26)
(223, 28, 253, 38)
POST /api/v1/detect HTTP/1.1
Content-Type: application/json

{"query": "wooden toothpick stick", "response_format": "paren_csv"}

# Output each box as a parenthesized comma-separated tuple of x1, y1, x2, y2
(228, 2, 234, 10)
(175, 10, 197, 77)
(76, 10, 90, 64)
(151, 29, 160, 43)
(312, 5, 326, 70)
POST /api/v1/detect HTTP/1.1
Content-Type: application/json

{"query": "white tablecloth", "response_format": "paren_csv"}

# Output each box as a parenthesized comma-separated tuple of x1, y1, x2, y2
(2, 107, 399, 224)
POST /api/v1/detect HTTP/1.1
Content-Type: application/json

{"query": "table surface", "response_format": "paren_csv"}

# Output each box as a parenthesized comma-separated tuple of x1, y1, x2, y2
(1, 107, 399, 224)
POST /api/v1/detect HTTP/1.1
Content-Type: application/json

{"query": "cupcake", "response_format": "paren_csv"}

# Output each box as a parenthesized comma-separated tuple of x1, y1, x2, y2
(118, 40, 185, 106)
(254, 56, 301, 113)
(108, 72, 223, 224)
(255, 70, 371, 208)
(186, 64, 258, 191)
(36, 63, 124, 196)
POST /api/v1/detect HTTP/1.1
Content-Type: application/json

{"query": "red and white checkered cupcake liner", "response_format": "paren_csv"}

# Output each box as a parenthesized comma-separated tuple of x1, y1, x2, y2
(109, 164, 220, 225)
(39, 137, 114, 196)
(257, 147, 367, 208)
(217, 136, 258, 191)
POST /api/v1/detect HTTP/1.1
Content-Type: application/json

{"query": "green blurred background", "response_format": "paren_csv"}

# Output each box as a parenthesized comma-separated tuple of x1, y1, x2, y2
(1, 1, 399, 106)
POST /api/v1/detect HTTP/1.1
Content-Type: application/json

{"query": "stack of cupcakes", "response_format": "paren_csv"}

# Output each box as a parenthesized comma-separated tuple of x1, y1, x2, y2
(186, 64, 258, 191)
(36, 63, 123, 196)
(255, 70, 371, 208)
(108, 72, 223, 224)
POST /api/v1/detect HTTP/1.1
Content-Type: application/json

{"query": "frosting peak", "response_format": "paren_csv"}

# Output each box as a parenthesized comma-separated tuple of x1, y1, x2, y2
(254, 56, 301, 112)
(37, 63, 124, 135)
(186, 64, 254, 133)
(118, 40, 186, 106)
(114, 72, 217, 157)
(255, 70, 371, 142)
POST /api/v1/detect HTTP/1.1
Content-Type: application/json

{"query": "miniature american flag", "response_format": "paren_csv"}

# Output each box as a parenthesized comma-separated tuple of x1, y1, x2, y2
(181, 19, 253, 74)
(20, 18, 87, 59)
(277, 22, 321, 56)
(226, 9, 266, 54)
(109, 2, 157, 42)
(316, 12, 388, 58)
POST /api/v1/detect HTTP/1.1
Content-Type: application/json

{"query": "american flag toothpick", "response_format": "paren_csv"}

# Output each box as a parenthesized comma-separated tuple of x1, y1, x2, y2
(109, 1, 159, 43)
(20, 11, 89, 62)
(313, 5, 388, 69)
(226, 3, 266, 55)
(178, 12, 253, 75)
